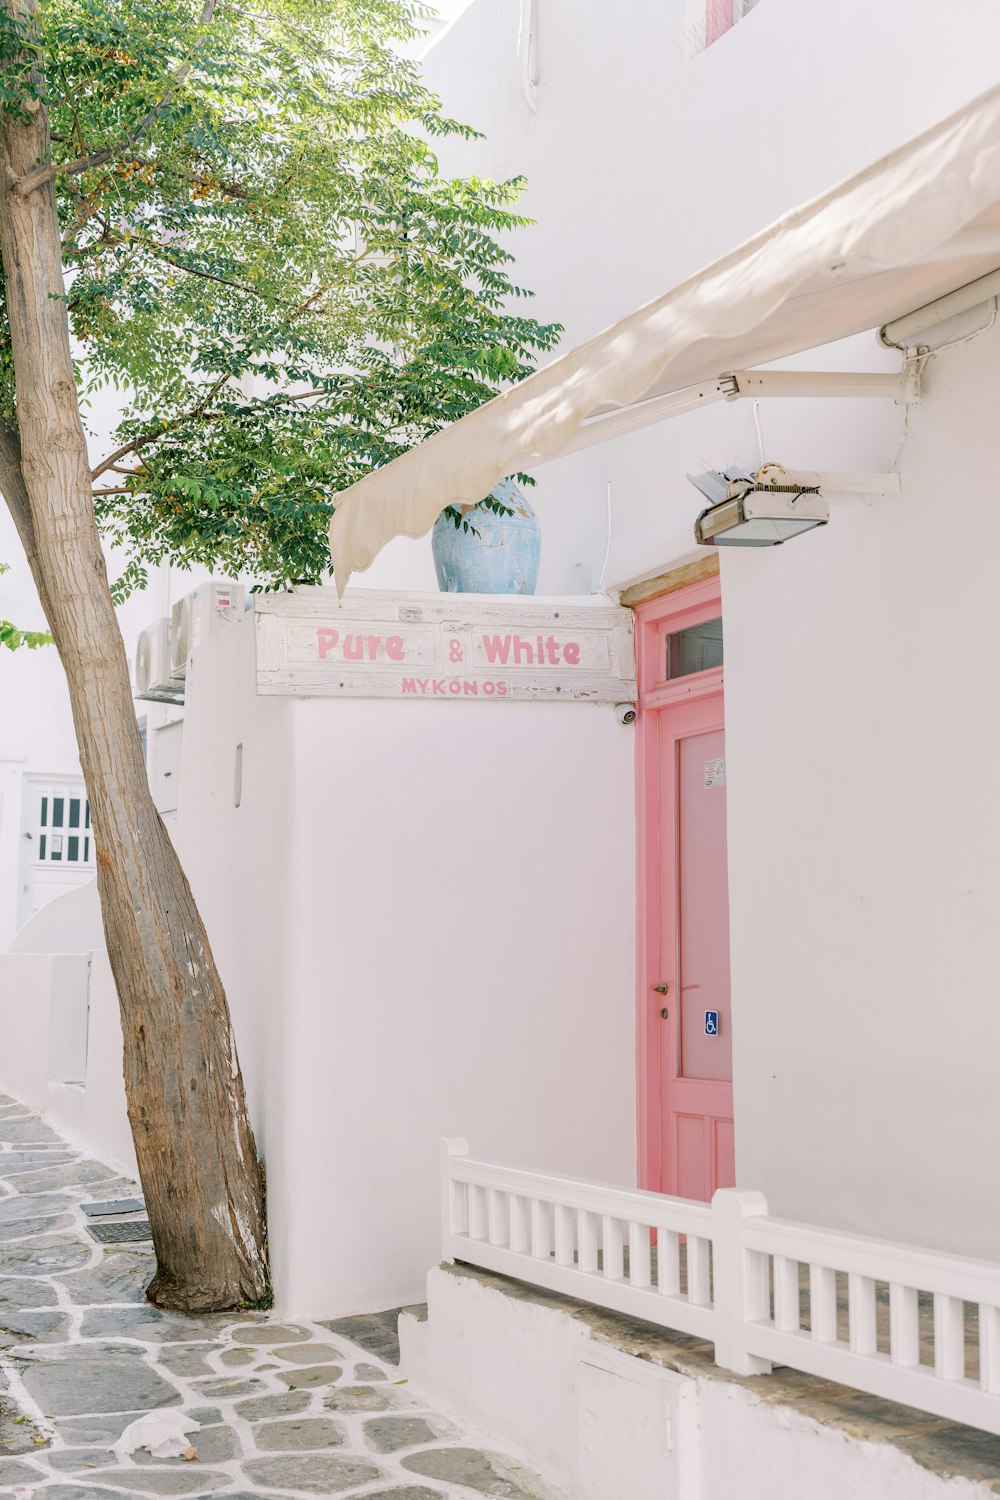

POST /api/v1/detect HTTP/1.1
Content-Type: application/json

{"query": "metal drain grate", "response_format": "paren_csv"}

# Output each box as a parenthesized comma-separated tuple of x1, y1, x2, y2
(87, 1219, 152, 1244)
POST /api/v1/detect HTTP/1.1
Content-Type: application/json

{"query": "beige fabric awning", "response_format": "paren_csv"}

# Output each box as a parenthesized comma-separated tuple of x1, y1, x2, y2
(329, 84, 1000, 592)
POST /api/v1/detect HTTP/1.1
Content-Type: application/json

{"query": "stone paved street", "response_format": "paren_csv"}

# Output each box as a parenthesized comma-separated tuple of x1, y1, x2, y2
(0, 1096, 563, 1499)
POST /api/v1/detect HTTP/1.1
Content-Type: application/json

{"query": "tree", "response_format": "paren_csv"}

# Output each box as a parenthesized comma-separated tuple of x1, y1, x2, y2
(0, 0, 559, 1308)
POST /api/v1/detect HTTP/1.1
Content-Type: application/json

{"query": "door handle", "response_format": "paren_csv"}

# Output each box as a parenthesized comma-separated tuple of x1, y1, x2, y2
(653, 983, 669, 994)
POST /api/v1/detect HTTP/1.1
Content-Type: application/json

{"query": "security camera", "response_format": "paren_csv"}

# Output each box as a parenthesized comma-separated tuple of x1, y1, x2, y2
(615, 703, 637, 726)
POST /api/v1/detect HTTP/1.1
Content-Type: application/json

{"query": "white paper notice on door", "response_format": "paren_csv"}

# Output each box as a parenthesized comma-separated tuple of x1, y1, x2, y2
(704, 757, 726, 789)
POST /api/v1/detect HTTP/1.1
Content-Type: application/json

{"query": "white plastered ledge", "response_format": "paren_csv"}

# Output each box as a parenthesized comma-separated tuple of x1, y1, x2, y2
(330, 82, 1000, 590)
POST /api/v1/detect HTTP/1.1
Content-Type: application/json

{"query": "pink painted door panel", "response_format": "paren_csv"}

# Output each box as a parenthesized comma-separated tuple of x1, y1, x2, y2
(652, 692, 734, 1202)
(678, 728, 732, 1084)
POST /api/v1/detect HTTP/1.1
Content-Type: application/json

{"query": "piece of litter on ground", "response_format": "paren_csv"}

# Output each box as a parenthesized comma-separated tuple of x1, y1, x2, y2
(113, 1409, 200, 1459)
(81, 1197, 145, 1217)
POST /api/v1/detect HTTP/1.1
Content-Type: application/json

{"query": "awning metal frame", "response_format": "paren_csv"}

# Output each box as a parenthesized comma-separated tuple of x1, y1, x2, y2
(879, 266, 1000, 349)
(557, 363, 921, 461)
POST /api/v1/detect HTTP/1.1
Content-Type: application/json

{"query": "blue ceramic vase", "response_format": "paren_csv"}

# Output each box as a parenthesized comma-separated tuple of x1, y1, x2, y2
(431, 479, 541, 595)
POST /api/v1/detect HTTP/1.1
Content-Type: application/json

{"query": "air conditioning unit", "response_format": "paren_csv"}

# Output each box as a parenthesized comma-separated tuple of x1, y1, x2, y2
(135, 619, 175, 699)
(169, 580, 245, 682)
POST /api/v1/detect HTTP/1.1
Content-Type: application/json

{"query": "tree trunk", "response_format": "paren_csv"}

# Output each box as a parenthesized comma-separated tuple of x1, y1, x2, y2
(0, 0, 268, 1310)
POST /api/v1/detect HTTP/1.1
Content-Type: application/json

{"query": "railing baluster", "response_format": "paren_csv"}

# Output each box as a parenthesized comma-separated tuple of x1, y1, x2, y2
(509, 1193, 529, 1255)
(441, 1139, 470, 1258)
(468, 1183, 488, 1242)
(980, 1304, 1000, 1393)
(848, 1273, 876, 1355)
(530, 1198, 551, 1260)
(934, 1293, 965, 1381)
(629, 1221, 652, 1289)
(688, 1234, 711, 1306)
(578, 1210, 599, 1274)
(554, 1203, 575, 1266)
(450, 1178, 469, 1238)
(603, 1215, 624, 1280)
(810, 1264, 837, 1343)
(773, 1255, 799, 1332)
(658, 1229, 681, 1297)
(889, 1282, 919, 1368)
(487, 1189, 508, 1247)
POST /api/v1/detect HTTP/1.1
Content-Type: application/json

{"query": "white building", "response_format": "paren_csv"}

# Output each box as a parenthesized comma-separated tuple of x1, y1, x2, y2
(5, 1, 1000, 1495)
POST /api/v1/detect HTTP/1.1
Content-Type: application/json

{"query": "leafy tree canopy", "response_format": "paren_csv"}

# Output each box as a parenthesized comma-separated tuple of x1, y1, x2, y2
(0, 0, 561, 594)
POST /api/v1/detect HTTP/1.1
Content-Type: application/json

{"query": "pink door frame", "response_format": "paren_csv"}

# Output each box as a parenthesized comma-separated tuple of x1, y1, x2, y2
(705, 0, 736, 46)
(634, 574, 728, 1197)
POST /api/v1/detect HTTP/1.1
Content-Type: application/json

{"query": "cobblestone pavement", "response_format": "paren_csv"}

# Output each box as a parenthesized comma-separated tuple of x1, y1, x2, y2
(0, 1096, 563, 1499)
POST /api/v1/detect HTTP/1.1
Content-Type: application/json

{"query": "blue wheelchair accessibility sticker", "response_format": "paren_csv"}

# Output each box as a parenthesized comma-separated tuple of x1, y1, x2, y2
(704, 1010, 719, 1037)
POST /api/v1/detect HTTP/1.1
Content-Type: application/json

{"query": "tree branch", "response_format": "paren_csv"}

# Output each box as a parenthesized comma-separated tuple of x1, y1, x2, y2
(291, 284, 334, 321)
(13, 0, 218, 197)
(90, 432, 160, 482)
(122, 231, 262, 298)
(90, 370, 232, 480)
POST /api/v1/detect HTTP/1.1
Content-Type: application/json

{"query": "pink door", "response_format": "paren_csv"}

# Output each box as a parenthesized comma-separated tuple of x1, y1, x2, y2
(636, 578, 734, 1202)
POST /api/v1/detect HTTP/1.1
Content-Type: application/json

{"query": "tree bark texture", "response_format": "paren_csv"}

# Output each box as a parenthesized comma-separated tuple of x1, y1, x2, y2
(0, 0, 268, 1310)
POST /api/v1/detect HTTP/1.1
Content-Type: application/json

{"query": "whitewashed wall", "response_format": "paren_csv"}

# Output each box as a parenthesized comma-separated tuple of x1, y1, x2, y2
(724, 322, 1000, 1257)
(408, 0, 1000, 1258)
(175, 614, 635, 1315)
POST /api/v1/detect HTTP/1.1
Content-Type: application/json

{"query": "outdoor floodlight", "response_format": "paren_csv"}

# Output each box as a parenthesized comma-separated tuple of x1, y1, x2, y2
(689, 465, 829, 548)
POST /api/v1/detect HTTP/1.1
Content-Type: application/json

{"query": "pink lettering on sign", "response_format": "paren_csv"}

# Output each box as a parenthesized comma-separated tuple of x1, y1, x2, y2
(402, 677, 507, 697)
(317, 628, 407, 662)
(482, 635, 511, 665)
(481, 633, 581, 666)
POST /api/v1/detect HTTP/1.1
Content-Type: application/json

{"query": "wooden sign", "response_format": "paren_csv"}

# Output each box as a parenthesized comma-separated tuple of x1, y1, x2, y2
(255, 589, 636, 704)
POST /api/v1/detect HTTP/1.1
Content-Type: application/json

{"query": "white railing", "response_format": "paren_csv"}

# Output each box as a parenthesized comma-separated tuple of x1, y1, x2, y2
(441, 1140, 1000, 1436)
